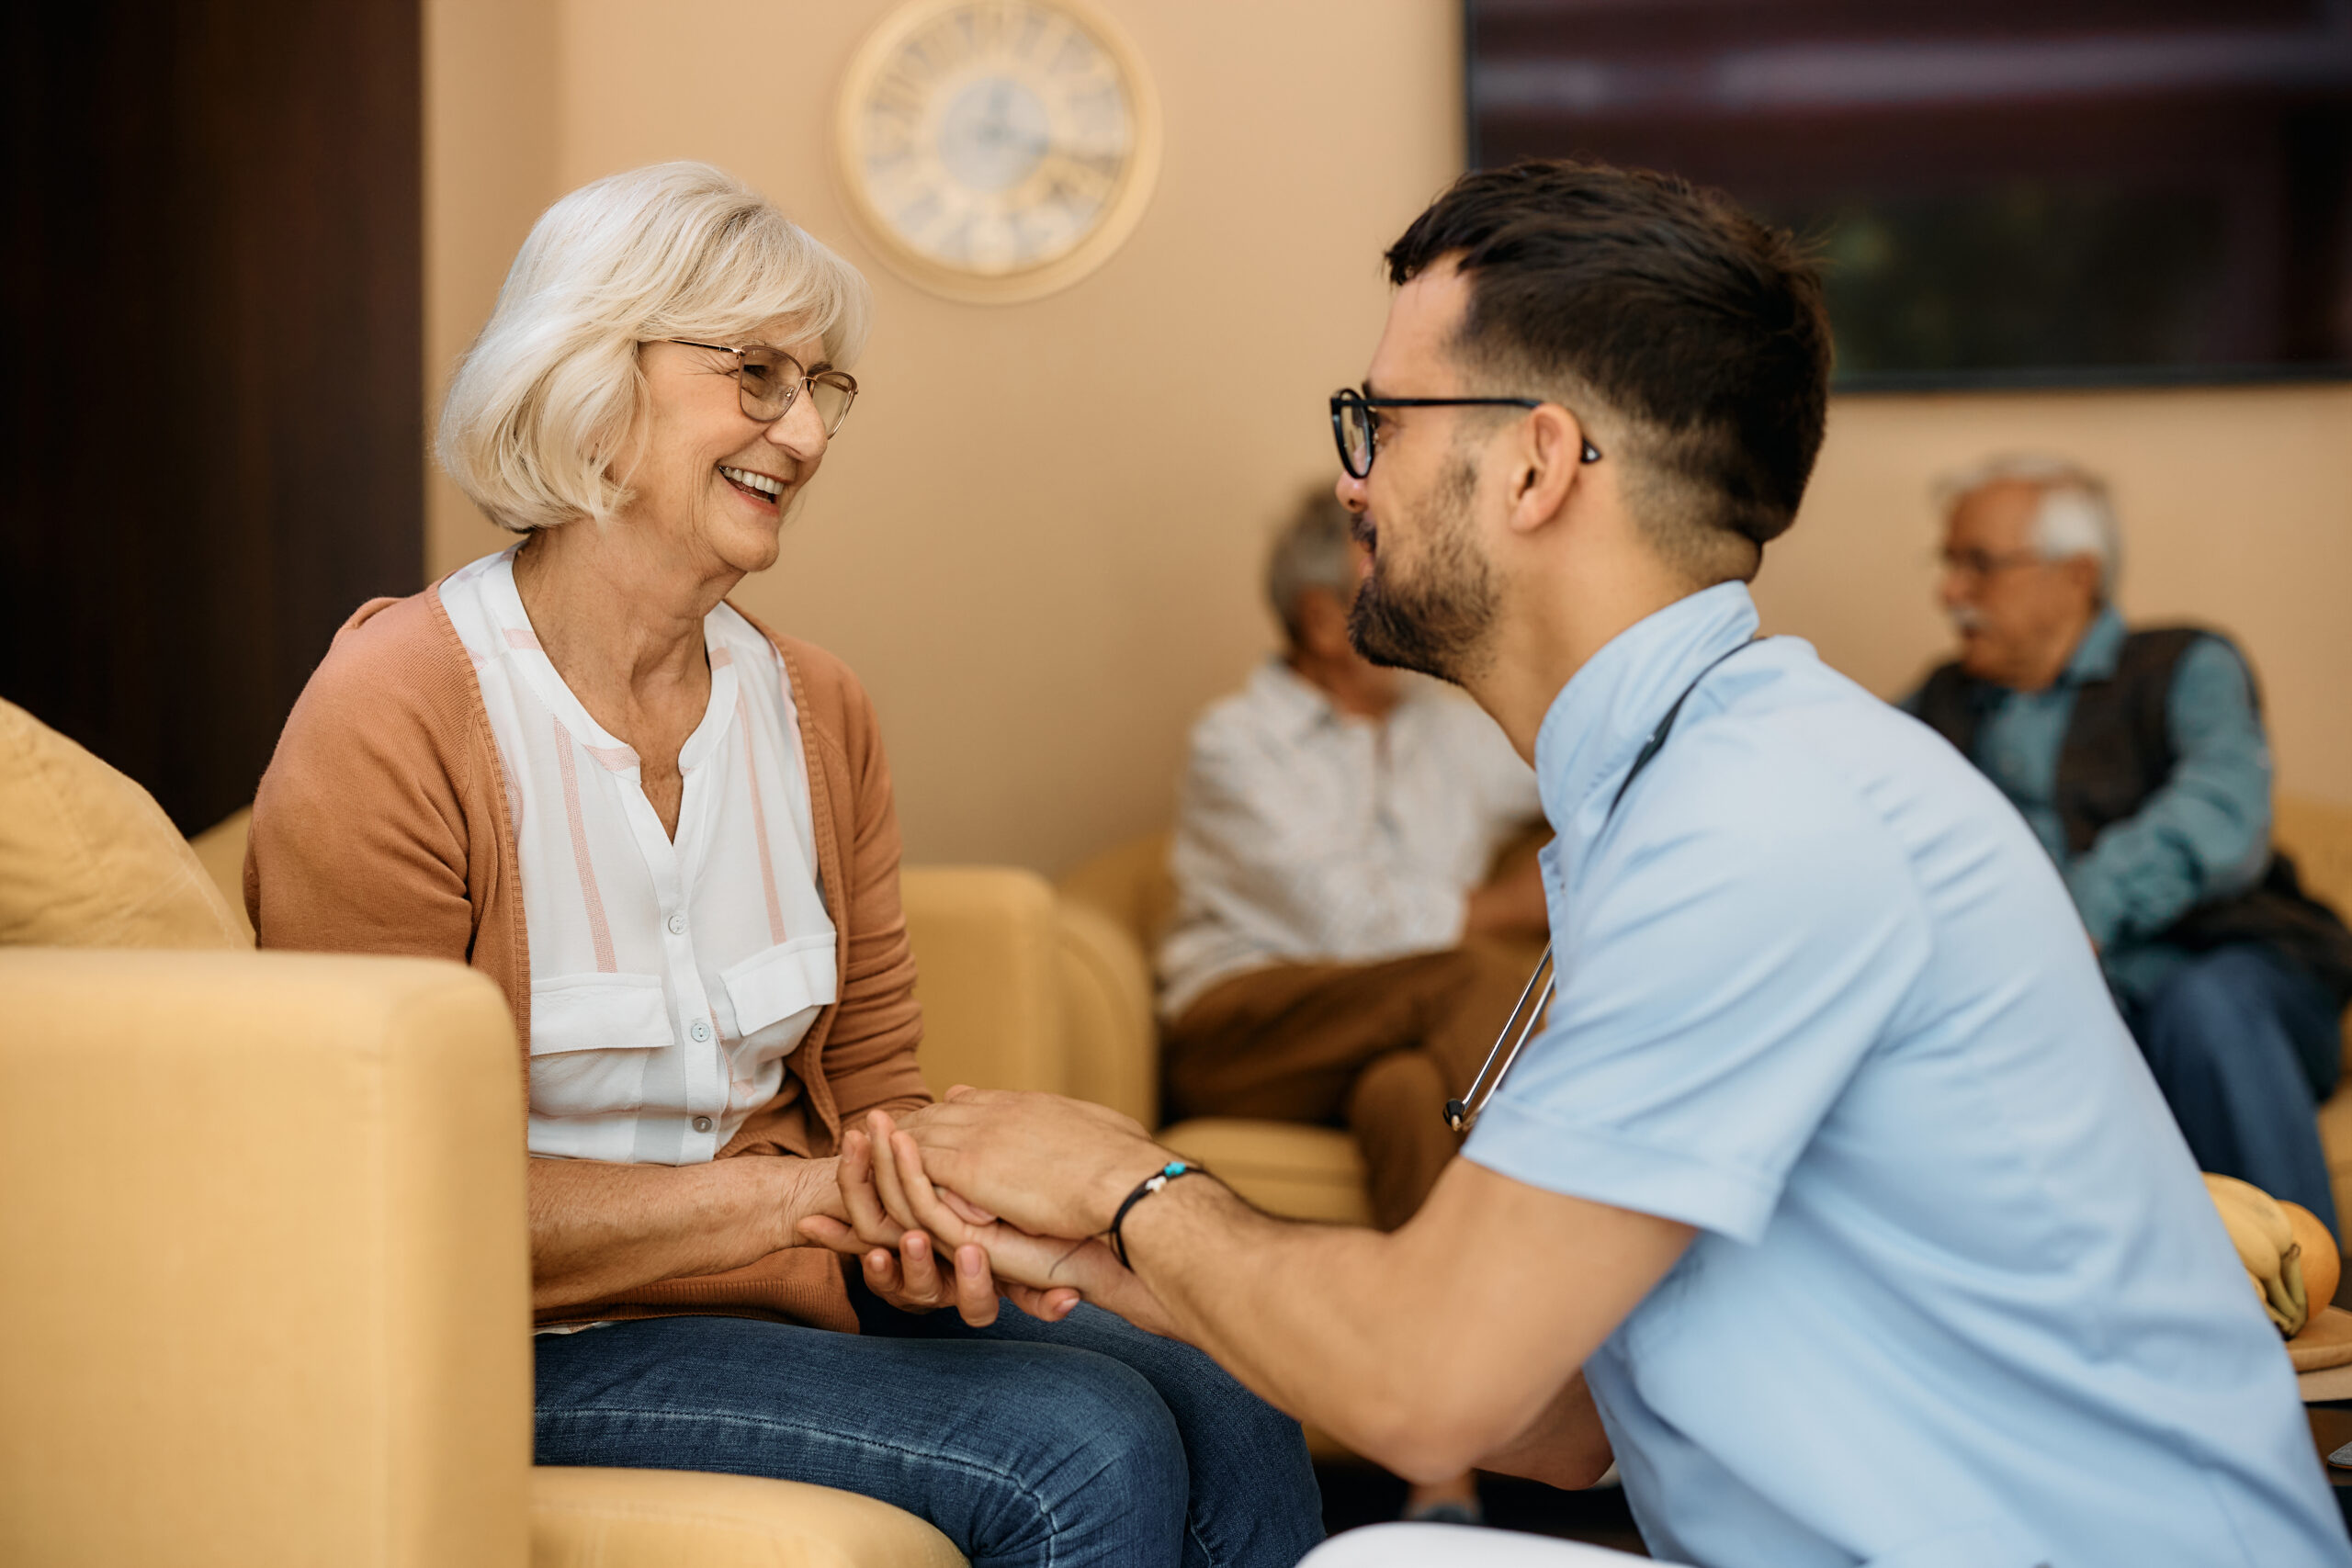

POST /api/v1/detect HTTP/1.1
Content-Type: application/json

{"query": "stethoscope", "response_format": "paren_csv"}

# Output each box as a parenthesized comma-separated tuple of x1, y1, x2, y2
(1444, 637, 1765, 1134)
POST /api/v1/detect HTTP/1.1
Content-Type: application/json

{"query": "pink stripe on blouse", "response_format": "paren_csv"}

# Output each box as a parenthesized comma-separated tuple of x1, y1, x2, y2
(553, 715, 618, 972)
(736, 690, 789, 947)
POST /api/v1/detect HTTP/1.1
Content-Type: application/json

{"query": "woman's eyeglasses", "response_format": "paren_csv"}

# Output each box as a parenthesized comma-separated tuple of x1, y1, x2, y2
(670, 340, 859, 435)
(1329, 386, 1600, 479)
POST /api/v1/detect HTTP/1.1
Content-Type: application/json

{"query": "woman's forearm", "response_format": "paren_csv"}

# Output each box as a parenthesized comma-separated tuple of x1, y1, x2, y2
(528, 1154, 834, 1311)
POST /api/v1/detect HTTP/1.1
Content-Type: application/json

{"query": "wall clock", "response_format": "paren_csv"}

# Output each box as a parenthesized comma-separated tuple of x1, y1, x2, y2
(834, 0, 1162, 304)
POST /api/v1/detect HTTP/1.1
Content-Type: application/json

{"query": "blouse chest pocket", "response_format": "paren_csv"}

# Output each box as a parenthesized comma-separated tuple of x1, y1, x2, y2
(720, 933, 838, 1064)
(527, 973, 671, 1119)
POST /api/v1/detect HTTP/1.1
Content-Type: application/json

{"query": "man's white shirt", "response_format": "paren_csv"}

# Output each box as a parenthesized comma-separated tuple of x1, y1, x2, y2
(1158, 660, 1540, 1020)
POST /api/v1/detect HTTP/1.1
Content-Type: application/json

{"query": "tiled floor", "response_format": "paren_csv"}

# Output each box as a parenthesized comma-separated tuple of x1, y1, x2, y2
(1316, 1462, 1649, 1555)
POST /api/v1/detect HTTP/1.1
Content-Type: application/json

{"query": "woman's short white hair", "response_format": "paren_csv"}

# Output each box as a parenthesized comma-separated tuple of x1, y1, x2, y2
(437, 162, 873, 533)
(1935, 453, 2123, 598)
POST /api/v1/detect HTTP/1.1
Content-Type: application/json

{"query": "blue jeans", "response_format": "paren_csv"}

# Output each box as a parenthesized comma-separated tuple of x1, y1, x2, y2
(2123, 943, 2341, 1235)
(534, 1291, 1323, 1568)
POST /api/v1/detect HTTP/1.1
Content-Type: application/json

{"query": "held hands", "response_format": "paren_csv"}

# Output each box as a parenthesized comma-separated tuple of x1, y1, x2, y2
(849, 1097, 1182, 1337)
(883, 1085, 1168, 1239)
(796, 1122, 1078, 1326)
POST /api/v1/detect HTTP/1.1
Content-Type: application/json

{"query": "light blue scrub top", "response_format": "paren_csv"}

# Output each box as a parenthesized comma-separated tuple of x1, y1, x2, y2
(1464, 582, 2345, 1568)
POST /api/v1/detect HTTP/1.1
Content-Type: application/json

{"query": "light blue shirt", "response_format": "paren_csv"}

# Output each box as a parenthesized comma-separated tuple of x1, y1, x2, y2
(1900, 606, 2274, 1004)
(1464, 583, 2342, 1568)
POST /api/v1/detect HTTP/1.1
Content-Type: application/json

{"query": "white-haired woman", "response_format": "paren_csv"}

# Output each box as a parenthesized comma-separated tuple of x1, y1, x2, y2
(248, 163, 1322, 1568)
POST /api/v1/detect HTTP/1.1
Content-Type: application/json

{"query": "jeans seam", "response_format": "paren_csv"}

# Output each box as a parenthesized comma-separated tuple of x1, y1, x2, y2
(536, 1402, 1129, 1565)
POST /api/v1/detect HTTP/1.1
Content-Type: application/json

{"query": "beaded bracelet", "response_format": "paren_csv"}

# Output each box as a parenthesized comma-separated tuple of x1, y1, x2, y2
(1106, 1159, 1209, 1269)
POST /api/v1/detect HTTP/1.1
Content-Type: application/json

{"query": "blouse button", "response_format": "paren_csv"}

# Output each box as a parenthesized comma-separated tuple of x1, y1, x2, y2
(692, 1115, 713, 1134)
(667, 913, 687, 936)
(689, 1020, 713, 1043)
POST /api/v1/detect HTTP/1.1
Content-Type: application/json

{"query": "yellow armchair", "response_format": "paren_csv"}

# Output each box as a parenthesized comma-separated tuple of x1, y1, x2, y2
(0, 701, 961, 1568)
(0, 944, 963, 1568)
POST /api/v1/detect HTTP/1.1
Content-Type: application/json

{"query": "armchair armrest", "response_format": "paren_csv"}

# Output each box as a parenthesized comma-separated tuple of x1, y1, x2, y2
(0, 948, 531, 1568)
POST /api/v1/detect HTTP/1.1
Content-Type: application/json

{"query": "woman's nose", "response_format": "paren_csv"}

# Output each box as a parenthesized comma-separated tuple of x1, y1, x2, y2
(763, 392, 829, 458)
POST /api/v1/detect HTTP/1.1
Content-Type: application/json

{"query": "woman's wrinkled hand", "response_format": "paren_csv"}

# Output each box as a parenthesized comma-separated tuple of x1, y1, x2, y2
(797, 1124, 1080, 1326)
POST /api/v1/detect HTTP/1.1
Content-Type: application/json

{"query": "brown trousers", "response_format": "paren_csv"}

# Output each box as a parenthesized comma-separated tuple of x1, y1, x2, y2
(1162, 940, 1544, 1231)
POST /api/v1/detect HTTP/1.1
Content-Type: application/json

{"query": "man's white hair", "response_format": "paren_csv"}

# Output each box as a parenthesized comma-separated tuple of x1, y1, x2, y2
(1936, 454, 2122, 598)
(436, 162, 873, 533)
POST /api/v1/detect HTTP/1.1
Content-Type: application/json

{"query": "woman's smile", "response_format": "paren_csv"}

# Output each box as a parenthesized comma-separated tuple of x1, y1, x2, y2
(718, 462, 788, 512)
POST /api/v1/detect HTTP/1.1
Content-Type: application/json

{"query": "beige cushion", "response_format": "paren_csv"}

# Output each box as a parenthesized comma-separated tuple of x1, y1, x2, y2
(532, 1467, 963, 1568)
(0, 698, 245, 950)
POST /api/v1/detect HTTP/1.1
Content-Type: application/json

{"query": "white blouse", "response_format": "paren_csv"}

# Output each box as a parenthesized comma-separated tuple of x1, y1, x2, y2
(440, 548, 837, 1166)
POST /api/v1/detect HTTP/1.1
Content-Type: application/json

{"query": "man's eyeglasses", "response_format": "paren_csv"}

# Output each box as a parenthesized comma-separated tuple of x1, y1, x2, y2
(669, 340, 859, 435)
(1329, 387, 1600, 479)
(1937, 547, 2044, 581)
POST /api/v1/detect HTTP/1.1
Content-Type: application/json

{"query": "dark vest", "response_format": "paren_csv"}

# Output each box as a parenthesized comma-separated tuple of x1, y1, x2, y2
(1914, 626, 2352, 1009)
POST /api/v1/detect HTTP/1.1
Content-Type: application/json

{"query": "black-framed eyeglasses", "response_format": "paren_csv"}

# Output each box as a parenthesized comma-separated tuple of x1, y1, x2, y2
(669, 340, 859, 435)
(1329, 387, 1600, 479)
(1936, 547, 2045, 581)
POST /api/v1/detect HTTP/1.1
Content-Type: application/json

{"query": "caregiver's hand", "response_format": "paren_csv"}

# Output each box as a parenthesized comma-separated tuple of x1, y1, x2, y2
(880, 1086, 1173, 1241)
(865, 1108, 1181, 1338)
(797, 1123, 1070, 1326)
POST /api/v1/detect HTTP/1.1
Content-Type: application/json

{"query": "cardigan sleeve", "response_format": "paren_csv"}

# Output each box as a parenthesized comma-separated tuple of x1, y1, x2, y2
(810, 661, 932, 1128)
(245, 598, 484, 974)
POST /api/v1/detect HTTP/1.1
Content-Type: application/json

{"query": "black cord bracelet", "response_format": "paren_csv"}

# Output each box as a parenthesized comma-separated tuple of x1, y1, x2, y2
(1106, 1160, 1209, 1269)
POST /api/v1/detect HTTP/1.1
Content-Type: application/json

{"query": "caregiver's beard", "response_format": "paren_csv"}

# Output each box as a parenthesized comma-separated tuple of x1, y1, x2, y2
(1347, 449, 1498, 688)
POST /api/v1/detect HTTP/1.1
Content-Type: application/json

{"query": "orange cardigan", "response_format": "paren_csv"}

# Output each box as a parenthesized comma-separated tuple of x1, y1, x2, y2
(245, 583, 931, 1332)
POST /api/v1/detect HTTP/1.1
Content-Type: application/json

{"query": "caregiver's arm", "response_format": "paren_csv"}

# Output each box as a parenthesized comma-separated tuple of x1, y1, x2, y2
(881, 1093, 1689, 1483)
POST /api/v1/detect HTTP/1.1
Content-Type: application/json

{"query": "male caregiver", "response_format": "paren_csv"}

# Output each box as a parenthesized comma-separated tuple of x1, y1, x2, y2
(835, 161, 2346, 1567)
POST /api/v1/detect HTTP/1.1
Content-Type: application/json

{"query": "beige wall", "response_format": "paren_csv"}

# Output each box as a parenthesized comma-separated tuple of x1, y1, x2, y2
(426, 0, 2352, 874)
(423, 0, 562, 581)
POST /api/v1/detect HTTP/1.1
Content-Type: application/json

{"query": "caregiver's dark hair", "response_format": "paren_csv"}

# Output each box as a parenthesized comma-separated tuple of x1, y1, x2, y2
(1386, 160, 1832, 580)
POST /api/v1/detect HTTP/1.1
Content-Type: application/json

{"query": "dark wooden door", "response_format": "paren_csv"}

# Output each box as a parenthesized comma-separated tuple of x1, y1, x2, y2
(3, 0, 423, 834)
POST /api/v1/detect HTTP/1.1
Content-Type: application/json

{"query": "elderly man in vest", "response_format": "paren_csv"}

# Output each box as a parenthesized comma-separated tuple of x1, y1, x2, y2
(1907, 456, 2352, 1233)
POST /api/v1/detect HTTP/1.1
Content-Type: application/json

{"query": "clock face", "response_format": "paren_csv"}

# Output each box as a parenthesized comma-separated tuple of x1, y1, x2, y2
(836, 0, 1161, 302)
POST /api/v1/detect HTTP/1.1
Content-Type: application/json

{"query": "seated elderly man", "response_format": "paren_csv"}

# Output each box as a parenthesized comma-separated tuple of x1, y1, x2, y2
(1160, 490, 1546, 1235)
(1907, 456, 2352, 1233)
(1158, 491, 1545, 1523)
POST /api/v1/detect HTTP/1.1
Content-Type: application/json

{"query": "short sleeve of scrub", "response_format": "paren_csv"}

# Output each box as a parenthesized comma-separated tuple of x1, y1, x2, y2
(1464, 729, 1934, 1244)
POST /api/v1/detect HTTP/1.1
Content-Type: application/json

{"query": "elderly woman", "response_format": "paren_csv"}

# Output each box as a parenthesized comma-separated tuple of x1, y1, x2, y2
(248, 163, 1321, 1568)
